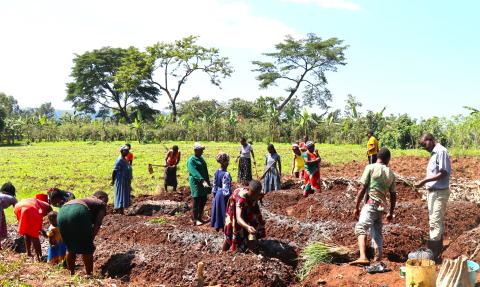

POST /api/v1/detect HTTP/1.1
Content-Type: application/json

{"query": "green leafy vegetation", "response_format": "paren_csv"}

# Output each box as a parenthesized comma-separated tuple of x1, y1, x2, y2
(296, 242, 333, 281)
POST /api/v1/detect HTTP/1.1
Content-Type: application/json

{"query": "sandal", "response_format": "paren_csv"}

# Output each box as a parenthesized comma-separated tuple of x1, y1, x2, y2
(349, 259, 370, 266)
(364, 262, 391, 274)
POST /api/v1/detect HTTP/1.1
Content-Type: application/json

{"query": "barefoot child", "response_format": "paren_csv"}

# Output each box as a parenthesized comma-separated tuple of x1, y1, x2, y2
(350, 148, 397, 265)
(291, 144, 305, 178)
(46, 211, 67, 264)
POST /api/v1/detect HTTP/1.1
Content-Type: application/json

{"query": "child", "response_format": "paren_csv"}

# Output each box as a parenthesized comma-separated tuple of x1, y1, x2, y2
(46, 211, 67, 264)
(350, 148, 396, 265)
(210, 152, 232, 231)
(291, 144, 305, 178)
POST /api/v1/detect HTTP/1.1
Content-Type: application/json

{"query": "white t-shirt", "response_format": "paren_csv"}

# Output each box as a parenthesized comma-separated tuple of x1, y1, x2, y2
(240, 144, 253, 158)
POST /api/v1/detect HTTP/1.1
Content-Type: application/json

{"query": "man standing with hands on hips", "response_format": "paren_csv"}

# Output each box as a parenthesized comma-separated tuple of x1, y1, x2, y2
(415, 133, 451, 262)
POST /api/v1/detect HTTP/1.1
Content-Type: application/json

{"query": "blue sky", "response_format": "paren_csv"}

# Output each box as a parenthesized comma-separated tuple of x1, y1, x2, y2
(0, 0, 478, 119)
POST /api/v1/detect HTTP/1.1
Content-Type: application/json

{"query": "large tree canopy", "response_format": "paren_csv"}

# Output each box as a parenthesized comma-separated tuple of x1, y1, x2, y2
(147, 36, 233, 122)
(66, 47, 159, 122)
(252, 33, 348, 112)
(0, 92, 20, 118)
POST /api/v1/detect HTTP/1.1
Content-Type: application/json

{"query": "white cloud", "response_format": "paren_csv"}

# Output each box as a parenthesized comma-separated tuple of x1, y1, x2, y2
(0, 0, 296, 110)
(287, 0, 360, 11)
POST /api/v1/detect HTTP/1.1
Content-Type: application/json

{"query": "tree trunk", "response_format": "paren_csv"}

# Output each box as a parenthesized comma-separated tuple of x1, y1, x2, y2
(171, 101, 177, 122)
(120, 108, 130, 123)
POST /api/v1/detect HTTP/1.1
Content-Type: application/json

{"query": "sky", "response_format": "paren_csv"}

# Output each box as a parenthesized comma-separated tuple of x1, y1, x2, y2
(0, 0, 478, 119)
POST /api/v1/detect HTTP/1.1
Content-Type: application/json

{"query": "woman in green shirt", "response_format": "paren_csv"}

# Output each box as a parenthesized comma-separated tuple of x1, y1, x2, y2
(187, 143, 211, 226)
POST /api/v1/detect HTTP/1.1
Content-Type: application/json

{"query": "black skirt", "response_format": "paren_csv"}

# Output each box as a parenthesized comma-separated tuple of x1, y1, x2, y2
(238, 157, 252, 183)
(164, 166, 178, 186)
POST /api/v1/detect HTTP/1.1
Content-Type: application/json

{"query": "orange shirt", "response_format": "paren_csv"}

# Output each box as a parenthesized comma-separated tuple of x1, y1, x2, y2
(167, 150, 181, 166)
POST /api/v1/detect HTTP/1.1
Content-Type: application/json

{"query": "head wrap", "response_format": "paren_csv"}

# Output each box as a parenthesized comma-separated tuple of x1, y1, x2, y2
(35, 193, 49, 203)
(215, 152, 230, 165)
(306, 141, 315, 148)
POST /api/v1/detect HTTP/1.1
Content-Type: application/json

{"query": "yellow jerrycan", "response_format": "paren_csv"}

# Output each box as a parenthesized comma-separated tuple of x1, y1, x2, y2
(405, 259, 436, 287)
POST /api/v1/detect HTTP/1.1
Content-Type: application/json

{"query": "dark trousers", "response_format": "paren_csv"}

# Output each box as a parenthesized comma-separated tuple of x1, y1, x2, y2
(368, 154, 377, 164)
(192, 196, 207, 221)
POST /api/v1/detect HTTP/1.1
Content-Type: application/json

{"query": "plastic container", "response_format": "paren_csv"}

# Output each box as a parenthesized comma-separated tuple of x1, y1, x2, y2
(405, 259, 436, 287)
(467, 260, 479, 285)
(408, 248, 434, 261)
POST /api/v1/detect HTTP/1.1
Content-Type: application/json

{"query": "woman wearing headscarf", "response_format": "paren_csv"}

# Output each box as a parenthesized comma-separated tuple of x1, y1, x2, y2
(111, 145, 133, 214)
(210, 152, 232, 231)
(14, 193, 52, 261)
(187, 142, 211, 226)
(262, 144, 281, 193)
(0, 182, 18, 250)
(303, 141, 321, 197)
(58, 191, 108, 275)
(223, 180, 266, 252)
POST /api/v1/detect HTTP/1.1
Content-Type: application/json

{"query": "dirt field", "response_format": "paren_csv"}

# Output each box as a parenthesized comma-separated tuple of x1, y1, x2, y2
(2, 156, 480, 286)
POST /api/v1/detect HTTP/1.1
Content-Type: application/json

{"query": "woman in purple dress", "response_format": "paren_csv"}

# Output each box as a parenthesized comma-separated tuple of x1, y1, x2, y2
(210, 152, 232, 231)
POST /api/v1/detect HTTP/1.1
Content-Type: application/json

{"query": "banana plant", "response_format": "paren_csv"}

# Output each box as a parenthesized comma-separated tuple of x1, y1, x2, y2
(299, 108, 318, 138)
(464, 106, 479, 115)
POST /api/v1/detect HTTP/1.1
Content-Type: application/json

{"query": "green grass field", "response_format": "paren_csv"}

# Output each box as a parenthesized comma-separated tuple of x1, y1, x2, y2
(0, 141, 478, 221)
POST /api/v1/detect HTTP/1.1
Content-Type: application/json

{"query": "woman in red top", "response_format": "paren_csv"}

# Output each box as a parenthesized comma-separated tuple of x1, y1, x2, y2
(164, 145, 181, 192)
(223, 180, 265, 252)
(14, 194, 52, 261)
(125, 143, 134, 165)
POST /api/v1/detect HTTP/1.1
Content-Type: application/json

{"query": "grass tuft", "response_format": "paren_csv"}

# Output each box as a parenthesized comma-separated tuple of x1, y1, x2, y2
(296, 242, 333, 281)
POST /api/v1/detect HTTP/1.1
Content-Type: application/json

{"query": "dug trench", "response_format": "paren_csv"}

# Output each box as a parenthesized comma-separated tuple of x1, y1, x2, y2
(2, 172, 479, 286)
(90, 174, 480, 286)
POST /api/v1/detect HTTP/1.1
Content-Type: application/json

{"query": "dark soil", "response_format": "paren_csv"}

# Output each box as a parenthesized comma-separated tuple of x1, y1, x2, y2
(5, 156, 479, 286)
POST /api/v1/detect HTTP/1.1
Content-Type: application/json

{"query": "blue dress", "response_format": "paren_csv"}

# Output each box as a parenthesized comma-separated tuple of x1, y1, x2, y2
(210, 169, 232, 230)
(113, 156, 132, 209)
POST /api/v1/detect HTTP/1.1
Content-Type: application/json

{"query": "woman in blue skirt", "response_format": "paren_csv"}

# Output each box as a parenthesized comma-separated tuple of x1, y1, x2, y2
(210, 152, 232, 231)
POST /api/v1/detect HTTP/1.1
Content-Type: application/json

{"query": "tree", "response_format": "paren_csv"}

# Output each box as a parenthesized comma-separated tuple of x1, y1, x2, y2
(252, 33, 347, 112)
(36, 102, 56, 119)
(146, 36, 234, 122)
(0, 92, 20, 117)
(66, 47, 159, 122)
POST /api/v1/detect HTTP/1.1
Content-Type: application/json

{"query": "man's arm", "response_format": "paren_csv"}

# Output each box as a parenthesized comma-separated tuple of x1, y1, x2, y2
(354, 184, 368, 219)
(415, 170, 448, 188)
(387, 191, 396, 223)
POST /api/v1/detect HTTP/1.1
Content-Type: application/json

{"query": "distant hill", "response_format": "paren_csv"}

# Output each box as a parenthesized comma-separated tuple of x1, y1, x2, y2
(54, 110, 74, 119)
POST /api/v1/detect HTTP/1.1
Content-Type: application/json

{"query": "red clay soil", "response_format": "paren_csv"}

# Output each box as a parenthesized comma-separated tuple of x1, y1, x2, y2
(5, 156, 478, 286)
(296, 262, 406, 287)
(322, 155, 480, 180)
(262, 181, 480, 262)
(444, 225, 480, 262)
